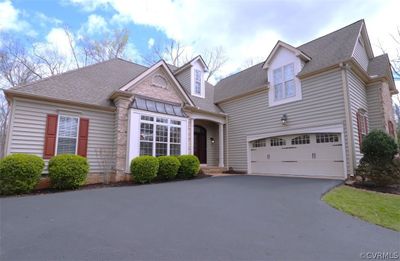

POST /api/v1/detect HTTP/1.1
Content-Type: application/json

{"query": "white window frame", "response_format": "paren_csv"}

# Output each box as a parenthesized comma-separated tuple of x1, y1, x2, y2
(55, 114, 80, 155)
(191, 64, 205, 98)
(127, 109, 188, 170)
(267, 47, 302, 107)
(139, 115, 182, 157)
(273, 63, 296, 101)
(194, 69, 202, 95)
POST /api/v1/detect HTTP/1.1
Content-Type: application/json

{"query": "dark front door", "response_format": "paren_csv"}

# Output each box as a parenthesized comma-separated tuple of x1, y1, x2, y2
(194, 125, 207, 164)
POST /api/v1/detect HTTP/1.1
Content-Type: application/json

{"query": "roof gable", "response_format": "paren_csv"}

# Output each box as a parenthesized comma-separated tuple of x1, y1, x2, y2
(174, 55, 209, 75)
(119, 60, 195, 106)
(262, 41, 311, 69)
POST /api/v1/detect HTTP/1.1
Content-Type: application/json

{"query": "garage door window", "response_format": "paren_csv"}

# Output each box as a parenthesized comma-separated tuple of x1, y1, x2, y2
(316, 133, 339, 143)
(291, 135, 310, 145)
(252, 139, 266, 148)
(270, 138, 286, 146)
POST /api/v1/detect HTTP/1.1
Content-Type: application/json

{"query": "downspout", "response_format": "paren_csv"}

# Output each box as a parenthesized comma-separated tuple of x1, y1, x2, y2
(340, 63, 355, 176)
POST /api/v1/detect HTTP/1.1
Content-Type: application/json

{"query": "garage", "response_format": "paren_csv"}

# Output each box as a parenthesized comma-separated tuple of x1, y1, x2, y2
(250, 133, 344, 179)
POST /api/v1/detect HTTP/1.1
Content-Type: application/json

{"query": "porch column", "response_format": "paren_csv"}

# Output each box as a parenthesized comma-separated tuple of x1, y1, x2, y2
(218, 123, 224, 167)
(110, 91, 133, 181)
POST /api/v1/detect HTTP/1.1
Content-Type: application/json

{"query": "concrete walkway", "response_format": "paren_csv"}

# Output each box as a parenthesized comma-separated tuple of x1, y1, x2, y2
(1, 175, 399, 260)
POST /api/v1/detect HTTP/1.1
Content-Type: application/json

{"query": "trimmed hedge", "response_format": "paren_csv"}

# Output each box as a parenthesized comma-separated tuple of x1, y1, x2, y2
(0, 153, 45, 195)
(130, 156, 159, 183)
(48, 154, 89, 190)
(177, 155, 200, 179)
(157, 156, 181, 180)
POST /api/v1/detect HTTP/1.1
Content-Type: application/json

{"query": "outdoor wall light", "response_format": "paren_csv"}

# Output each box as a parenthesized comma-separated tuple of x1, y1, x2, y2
(281, 114, 288, 125)
(210, 137, 215, 144)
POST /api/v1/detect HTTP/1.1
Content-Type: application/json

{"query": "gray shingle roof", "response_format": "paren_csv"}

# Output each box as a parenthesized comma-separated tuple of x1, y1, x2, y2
(214, 62, 267, 103)
(7, 58, 221, 113)
(368, 54, 390, 78)
(190, 82, 223, 113)
(10, 58, 148, 107)
(214, 20, 364, 103)
(297, 20, 363, 76)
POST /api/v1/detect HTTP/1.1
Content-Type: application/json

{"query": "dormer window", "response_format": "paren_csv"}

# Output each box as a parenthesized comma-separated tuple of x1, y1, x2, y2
(273, 63, 295, 101)
(194, 69, 202, 95)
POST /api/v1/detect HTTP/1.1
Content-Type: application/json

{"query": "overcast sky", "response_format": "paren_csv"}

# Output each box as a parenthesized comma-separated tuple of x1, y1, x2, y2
(0, 0, 398, 86)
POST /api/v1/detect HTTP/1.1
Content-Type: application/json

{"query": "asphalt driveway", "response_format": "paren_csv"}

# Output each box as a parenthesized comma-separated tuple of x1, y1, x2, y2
(1, 175, 399, 261)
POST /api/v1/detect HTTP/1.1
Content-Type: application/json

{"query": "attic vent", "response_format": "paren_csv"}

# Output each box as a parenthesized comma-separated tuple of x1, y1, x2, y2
(152, 74, 168, 88)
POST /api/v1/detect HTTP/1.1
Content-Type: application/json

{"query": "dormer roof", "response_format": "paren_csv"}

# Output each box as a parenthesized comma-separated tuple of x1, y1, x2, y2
(262, 41, 311, 69)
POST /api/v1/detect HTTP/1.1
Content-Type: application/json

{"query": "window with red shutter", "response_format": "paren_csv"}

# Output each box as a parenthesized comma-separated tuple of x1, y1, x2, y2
(43, 114, 58, 159)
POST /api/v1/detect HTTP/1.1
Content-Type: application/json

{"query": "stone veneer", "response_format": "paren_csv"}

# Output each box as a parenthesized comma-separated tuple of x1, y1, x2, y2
(113, 96, 131, 181)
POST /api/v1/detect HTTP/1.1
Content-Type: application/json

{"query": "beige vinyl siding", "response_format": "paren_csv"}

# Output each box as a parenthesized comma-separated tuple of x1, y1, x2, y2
(219, 69, 347, 172)
(8, 98, 115, 173)
(366, 83, 384, 131)
(176, 69, 191, 94)
(353, 39, 369, 71)
(347, 70, 368, 163)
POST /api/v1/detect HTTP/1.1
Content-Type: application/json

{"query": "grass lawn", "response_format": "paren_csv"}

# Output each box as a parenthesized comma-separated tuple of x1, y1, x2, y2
(322, 185, 400, 231)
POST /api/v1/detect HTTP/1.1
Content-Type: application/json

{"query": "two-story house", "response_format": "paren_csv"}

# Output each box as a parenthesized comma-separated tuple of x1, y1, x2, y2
(3, 20, 397, 184)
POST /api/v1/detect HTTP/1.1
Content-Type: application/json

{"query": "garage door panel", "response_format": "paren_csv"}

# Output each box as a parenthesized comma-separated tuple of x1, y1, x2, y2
(250, 133, 344, 179)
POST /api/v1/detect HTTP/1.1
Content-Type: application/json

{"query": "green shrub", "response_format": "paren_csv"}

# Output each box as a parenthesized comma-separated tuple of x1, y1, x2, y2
(0, 154, 45, 195)
(130, 156, 159, 183)
(356, 130, 400, 187)
(48, 154, 89, 190)
(361, 130, 398, 165)
(157, 156, 181, 180)
(177, 155, 200, 179)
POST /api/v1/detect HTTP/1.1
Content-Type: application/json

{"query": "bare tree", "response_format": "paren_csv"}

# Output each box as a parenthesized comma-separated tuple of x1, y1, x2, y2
(0, 28, 132, 158)
(144, 39, 187, 66)
(82, 28, 130, 63)
(145, 39, 228, 81)
(202, 46, 228, 81)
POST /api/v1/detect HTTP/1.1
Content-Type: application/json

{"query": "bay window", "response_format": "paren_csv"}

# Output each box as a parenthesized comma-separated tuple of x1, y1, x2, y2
(139, 115, 183, 157)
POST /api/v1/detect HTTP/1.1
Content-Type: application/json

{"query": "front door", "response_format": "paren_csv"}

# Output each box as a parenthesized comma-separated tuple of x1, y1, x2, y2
(194, 125, 207, 164)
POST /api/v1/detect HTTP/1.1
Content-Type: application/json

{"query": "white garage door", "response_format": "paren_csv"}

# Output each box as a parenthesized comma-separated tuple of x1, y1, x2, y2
(250, 133, 344, 179)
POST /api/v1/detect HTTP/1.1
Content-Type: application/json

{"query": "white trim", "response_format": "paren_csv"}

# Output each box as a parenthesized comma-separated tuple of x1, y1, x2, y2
(119, 60, 194, 106)
(189, 111, 226, 124)
(246, 123, 347, 179)
(218, 123, 224, 167)
(263, 41, 311, 69)
(5, 98, 16, 156)
(55, 114, 80, 156)
(191, 61, 206, 98)
(268, 48, 303, 107)
(127, 109, 188, 169)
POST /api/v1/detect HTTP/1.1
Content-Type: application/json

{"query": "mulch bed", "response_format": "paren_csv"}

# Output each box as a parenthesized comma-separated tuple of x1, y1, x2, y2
(347, 182, 400, 195)
(1, 173, 212, 198)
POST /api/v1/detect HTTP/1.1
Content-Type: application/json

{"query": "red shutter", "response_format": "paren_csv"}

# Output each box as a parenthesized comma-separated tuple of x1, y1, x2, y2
(364, 116, 368, 135)
(43, 114, 58, 159)
(77, 118, 89, 157)
(356, 112, 363, 148)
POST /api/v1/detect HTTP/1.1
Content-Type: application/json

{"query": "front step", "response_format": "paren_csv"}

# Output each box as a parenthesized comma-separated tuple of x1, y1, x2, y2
(201, 166, 227, 174)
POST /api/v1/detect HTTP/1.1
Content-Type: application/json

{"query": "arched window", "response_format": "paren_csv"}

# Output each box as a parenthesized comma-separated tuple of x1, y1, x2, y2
(152, 74, 167, 88)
